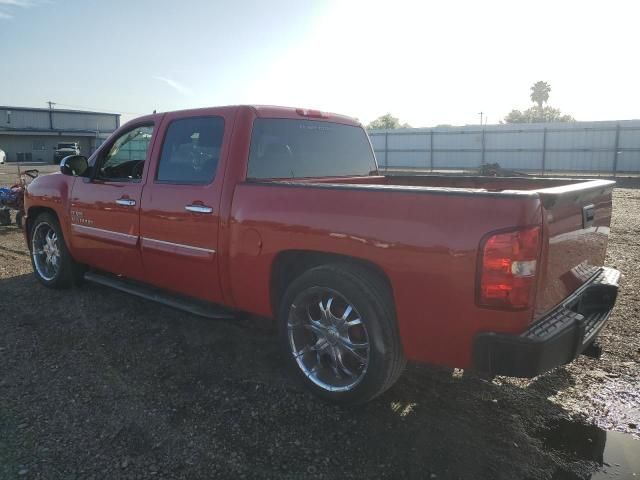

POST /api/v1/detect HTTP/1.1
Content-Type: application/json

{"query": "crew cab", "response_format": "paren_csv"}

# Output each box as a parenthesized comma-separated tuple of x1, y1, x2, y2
(23, 105, 620, 403)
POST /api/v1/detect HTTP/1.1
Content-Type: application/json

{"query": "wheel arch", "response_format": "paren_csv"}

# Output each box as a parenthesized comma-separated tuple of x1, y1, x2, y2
(270, 250, 395, 318)
(26, 206, 64, 250)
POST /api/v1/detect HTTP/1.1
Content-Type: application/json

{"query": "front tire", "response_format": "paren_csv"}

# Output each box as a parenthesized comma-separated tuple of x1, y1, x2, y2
(30, 212, 83, 288)
(279, 264, 406, 404)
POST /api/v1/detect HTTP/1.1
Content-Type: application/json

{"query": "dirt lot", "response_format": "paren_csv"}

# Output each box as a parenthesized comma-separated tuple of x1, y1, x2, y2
(0, 163, 59, 178)
(0, 178, 638, 479)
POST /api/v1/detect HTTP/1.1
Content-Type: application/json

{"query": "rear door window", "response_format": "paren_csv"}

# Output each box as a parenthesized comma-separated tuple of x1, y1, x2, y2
(247, 119, 376, 179)
(156, 116, 224, 184)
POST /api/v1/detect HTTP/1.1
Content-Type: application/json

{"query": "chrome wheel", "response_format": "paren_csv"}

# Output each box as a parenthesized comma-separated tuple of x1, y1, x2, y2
(32, 222, 61, 281)
(287, 287, 370, 392)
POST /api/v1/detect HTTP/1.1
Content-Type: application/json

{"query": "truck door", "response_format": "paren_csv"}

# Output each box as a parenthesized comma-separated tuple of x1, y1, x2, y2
(139, 110, 234, 303)
(69, 122, 157, 279)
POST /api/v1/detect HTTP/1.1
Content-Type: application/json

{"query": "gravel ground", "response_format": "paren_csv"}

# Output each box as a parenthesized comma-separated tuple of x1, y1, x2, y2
(0, 163, 59, 179)
(0, 178, 638, 479)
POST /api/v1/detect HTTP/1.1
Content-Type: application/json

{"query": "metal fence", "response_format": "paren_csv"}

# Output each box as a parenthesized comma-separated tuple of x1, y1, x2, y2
(368, 120, 640, 174)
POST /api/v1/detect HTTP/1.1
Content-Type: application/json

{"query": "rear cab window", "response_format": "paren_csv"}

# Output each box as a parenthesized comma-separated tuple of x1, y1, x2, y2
(247, 119, 376, 179)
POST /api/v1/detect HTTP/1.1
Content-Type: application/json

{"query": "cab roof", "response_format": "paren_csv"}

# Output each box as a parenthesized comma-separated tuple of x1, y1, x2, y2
(248, 105, 361, 127)
(131, 105, 362, 128)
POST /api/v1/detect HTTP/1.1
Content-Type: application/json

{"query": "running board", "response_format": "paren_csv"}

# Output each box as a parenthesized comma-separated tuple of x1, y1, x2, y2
(84, 271, 235, 320)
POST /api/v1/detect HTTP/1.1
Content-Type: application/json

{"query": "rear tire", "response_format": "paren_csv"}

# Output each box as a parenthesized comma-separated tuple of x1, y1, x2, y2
(30, 212, 84, 288)
(278, 263, 406, 404)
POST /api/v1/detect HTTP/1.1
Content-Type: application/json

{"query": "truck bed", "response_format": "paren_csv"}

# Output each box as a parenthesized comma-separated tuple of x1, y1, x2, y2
(245, 173, 614, 328)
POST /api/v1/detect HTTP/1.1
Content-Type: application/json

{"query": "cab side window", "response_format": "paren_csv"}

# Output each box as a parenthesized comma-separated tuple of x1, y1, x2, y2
(98, 125, 154, 181)
(156, 117, 224, 184)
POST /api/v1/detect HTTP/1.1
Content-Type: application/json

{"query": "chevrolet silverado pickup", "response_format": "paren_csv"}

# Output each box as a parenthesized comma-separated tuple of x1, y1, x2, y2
(23, 105, 620, 404)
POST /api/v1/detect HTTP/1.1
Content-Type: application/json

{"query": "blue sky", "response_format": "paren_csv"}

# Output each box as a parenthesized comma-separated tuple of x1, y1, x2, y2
(2, 0, 640, 126)
(0, 0, 323, 120)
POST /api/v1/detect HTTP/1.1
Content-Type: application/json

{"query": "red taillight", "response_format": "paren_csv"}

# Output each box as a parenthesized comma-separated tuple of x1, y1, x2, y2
(295, 108, 328, 118)
(478, 226, 541, 309)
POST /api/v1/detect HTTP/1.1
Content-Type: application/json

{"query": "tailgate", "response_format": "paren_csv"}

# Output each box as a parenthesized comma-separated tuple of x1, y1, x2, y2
(534, 179, 615, 318)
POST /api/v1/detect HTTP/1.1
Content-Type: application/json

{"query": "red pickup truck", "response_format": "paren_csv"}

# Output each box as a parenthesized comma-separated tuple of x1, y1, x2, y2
(23, 105, 620, 404)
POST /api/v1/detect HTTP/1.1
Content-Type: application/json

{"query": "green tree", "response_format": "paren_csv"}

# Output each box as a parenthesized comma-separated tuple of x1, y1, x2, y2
(505, 106, 574, 123)
(530, 81, 551, 108)
(505, 82, 574, 124)
(366, 113, 411, 129)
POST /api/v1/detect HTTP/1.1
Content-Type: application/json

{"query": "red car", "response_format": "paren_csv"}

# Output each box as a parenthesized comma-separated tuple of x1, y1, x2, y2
(23, 105, 620, 404)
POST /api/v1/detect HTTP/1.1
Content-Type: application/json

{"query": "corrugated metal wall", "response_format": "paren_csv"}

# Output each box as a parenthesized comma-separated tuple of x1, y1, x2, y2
(51, 111, 118, 132)
(0, 107, 118, 133)
(0, 134, 101, 163)
(0, 109, 51, 130)
(369, 120, 640, 173)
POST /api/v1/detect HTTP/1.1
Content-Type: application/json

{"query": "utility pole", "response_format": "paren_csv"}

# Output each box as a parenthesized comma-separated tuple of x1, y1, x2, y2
(47, 101, 55, 130)
(478, 111, 484, 125)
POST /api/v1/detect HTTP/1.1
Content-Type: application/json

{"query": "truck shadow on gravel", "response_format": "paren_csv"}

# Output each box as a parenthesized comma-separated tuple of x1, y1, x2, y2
(0, 273, 610, 479)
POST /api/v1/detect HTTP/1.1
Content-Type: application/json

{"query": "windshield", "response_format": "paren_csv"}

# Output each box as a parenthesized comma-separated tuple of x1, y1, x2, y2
(247, 119, 376, 179)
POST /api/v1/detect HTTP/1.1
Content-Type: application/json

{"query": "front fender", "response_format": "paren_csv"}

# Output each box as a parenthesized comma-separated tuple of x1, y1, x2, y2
(25, 172, 76, 251)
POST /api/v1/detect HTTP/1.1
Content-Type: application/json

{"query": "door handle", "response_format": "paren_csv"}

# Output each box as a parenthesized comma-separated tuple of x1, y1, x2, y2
(116, 198, 136, 207)
(185, 204, 213, 214)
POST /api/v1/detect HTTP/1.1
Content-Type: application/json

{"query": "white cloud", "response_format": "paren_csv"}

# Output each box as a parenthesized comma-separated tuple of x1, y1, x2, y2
(0, 0, 53, 5)
(153, 76, 193, 97)
(0, 0, 33, 6)
(0, 0, 49, 20)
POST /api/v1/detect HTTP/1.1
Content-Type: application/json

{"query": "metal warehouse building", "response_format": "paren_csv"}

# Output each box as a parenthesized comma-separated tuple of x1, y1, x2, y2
(0, 106, 120, 164)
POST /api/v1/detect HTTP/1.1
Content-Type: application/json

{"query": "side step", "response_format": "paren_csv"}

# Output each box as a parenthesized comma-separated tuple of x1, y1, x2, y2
(84, 271, 235, 320)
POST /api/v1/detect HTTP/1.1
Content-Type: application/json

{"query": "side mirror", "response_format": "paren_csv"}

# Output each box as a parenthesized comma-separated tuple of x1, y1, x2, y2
(60, 155, 89, 176)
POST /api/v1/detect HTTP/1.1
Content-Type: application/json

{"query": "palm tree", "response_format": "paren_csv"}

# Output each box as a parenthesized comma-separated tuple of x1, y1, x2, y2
(530, 81, 551, 108)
